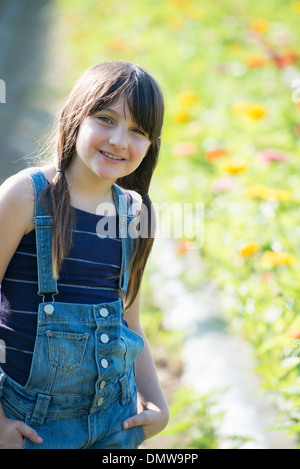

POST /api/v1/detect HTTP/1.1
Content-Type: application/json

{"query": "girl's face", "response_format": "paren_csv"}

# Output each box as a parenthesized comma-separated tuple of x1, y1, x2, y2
(74, 99, 151, 183)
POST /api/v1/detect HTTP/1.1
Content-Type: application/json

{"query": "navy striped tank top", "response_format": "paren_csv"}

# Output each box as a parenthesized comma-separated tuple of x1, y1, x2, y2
(0, 206, 125, 386)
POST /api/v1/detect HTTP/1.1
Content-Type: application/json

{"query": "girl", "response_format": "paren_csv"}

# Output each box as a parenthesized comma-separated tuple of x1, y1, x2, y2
(0, 61, 169, 449)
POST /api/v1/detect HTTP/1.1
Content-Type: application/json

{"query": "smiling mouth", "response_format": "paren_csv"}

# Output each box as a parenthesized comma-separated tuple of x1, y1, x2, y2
(100, 151, 125, 161)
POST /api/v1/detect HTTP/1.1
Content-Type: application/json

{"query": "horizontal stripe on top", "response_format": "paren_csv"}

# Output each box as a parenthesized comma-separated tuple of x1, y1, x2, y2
(0, 207, 124, 385)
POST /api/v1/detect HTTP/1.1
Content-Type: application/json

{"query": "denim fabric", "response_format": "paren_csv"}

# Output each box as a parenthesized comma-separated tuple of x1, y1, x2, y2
(0, 168, 145, 449)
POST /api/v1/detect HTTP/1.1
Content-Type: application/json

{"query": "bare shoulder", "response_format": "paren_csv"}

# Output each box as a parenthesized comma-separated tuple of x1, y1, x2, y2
(0, 165, 55, 203)
(0, 164, 55, 234)
(0, 168, 35, 203)
(0, 169, 36, 234)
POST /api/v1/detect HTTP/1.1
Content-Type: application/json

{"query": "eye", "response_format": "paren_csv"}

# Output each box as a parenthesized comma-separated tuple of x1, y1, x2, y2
(132, 128, 148, 137)
(98, 116, 113, 124)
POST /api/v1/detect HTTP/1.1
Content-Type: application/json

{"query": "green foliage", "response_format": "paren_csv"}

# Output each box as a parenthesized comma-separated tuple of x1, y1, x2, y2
(162, 388, 223, 449)
(160, 387, 253, 449)
(53, 0, 300, 445)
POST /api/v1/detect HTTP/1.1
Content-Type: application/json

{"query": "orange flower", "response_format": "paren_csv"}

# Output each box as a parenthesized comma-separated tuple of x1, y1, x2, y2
(107, 38, 128, 51)
(261, 272, 272, 283)
(238, 242, 260, 257)
(277, 50, 299, 68)
(205, 148, 228, 162)
(220, 159, 247, 174)
(176, 240, 190, 255)
(171, 141, 198, 157)
(245, 54, 267, 68)
(286, 326, 300, 339)
(250, 19, 269, 34)
(232, 102, 267, 120)
(261, 251, 292, 269)
(168, 0, 193, 7)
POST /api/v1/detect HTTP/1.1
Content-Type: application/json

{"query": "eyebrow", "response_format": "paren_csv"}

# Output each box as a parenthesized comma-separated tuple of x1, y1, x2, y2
(97, 106, 140, 127)
(97, 107, 132, 121)
(100, 108, 119, 115)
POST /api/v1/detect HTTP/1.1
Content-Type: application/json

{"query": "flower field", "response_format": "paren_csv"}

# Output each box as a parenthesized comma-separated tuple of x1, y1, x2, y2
(52, 0, 300, 445)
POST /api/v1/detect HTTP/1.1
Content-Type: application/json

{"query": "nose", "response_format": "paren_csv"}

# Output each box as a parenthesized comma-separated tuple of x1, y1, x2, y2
(109, 124, 128, 150)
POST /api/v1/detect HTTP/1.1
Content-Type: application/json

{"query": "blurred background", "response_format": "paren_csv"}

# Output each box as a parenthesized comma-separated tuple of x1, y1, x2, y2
(1, 0, 300, 449)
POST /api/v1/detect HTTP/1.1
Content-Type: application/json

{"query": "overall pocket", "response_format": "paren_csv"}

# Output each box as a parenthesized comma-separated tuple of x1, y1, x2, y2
(120, 326, 144, 370)
(46, 330, 89, 372)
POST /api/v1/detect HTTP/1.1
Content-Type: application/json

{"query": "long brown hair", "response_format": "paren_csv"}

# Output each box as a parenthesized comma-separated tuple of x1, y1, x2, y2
(42, 61, 164, 308)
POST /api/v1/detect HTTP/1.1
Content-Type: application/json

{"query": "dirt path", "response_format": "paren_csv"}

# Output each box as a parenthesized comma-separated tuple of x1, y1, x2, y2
(146, 237, 297, 449)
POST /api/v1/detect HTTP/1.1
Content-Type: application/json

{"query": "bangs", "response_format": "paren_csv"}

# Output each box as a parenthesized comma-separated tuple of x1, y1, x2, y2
(127, 74, 164, 141)
(87, 63, 164, 141)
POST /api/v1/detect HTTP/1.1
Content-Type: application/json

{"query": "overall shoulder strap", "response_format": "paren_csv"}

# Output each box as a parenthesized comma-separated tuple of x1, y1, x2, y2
(28, 168, 58, 297)
(112, 184, 134, 307)
(28, 167, 50, 217)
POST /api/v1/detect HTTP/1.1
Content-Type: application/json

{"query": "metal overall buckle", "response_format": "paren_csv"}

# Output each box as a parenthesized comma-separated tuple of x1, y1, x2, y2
(39, 292, 59, 316)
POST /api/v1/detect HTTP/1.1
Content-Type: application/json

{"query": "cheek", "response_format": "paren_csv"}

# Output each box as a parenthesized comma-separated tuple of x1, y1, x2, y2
(76, 124, 96, 156)
(136, 141, 151, 161)
(128, 144, 150, 174)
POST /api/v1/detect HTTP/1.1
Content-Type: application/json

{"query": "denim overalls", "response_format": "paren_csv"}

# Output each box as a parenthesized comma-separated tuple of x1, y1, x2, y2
(0, 168, 145, 449)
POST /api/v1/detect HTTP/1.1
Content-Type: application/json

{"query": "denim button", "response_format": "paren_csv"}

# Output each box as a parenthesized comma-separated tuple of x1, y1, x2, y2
(100, 334, 109, 344)
(44, 304, 54, 316)
(99, 308, 109, 317)
(100, 358, 108, 368)
(99, 380, 106, 390)
(97, 397, 104, 407)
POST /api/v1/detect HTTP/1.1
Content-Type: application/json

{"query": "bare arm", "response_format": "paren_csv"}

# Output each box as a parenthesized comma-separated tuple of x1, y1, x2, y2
(0, 170, 35, 283)
(122, 287, 169, 440)
(0, 170, 43, 448)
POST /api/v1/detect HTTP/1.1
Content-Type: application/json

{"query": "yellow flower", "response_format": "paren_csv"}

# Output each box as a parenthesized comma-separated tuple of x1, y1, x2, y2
(261, 251, 292, 268)
(266, 188, 291, 201)
(220, 159, 247, 174)
(250, 19, 269, 34)
(173, 109, 191, 123)
(239, 242, 260, 257)
(177, 91, 199, 107)
(245, 185, 291, 201)
(291, 1, 300, 14)
(186, 6, 204, 20)
(167, 16, 186, 30)
(232, 102, 267, 120)
(245, 184, 268, 199)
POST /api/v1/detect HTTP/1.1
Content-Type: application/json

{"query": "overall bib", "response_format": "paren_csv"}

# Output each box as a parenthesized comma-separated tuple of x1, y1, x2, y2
(0, 169, 145, 449)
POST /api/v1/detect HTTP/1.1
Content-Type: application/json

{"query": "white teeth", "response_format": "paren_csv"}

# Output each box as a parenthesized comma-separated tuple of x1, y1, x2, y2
(102, 151, 124, 160)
